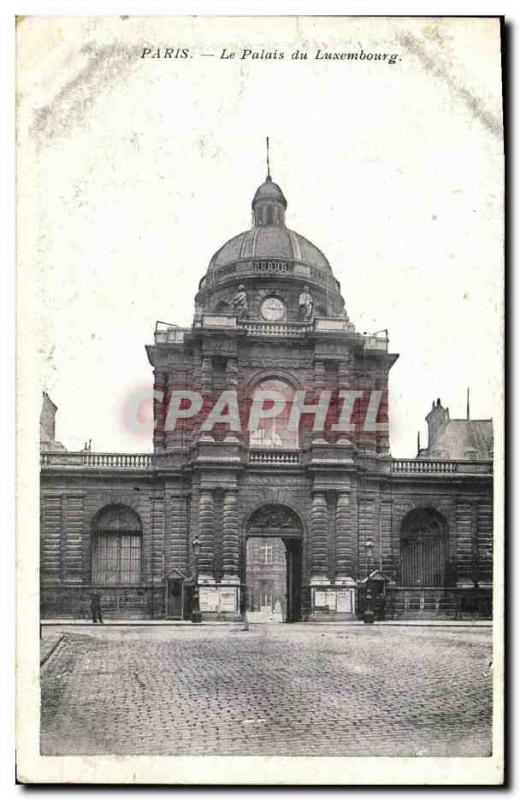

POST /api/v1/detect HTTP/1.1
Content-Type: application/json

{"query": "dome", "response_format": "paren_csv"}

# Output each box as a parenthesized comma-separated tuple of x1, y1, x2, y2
(196, 168, 348, 322)
(208, 226, 332, 274)
(252, 176, 287, 208)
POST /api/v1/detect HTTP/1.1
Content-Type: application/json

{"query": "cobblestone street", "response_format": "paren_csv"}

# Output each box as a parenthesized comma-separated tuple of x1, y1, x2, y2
(40, 624, 492, 757)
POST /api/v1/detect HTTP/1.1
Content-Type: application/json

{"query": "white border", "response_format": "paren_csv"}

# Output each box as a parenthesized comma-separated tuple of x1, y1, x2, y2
(5, 1, 512, 791)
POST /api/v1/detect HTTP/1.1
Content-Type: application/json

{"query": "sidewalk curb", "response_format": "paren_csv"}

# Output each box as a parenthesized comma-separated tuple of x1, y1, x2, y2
(40, 620, 245, 628)
(40, 634, 65, 666)
(40, 620, 492, 629)
(373, 622, 492, 628)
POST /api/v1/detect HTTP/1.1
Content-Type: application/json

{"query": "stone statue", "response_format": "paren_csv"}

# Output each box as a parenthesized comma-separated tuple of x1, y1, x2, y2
(298, 285, 314, 322)
(231, 284, 248, 319)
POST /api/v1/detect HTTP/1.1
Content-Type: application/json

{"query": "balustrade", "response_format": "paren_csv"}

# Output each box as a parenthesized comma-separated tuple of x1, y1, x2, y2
(391, 459, 492, 475)
(41, 451, 491, 475)
(41, 452, 153, 469)
(248, 449, 302, 466)
(240, 320, 312, 337)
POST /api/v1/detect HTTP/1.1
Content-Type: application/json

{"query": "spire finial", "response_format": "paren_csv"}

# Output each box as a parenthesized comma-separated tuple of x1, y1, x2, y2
(266, 136, 271, 179)
(466, 387, 470, 420)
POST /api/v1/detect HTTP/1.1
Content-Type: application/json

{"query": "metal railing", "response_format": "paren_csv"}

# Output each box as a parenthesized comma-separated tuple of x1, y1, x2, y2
(154, 321, 187, 343)
(383, 587, 493, 619)
(363, 333, 388, 351)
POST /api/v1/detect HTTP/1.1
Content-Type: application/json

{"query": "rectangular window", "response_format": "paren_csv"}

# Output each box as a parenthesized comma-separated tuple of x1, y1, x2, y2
(261, 543, 273, 565)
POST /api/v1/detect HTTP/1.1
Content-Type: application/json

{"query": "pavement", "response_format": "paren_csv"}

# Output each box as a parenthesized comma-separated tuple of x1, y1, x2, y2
(40, 624, 493, 758)
(40, 618, 492, 627)
(40, 633, 64, 665)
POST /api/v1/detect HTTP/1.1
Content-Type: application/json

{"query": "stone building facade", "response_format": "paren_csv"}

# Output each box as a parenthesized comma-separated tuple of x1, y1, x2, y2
(40, 169, 494, 621)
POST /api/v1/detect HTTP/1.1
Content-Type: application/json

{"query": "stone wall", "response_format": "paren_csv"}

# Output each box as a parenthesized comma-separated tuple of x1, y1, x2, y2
(40, 462, 493, 619)
(40, 473, 171, 618)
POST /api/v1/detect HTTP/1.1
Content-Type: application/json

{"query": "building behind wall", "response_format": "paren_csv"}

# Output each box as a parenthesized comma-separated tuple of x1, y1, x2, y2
(245, 538, 287, 620)
(40, 165, 494, 621)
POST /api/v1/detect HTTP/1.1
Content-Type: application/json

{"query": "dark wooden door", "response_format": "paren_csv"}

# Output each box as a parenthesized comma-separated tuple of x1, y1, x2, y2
(167, 579, 184, 618)
(285, 539, 302, 622)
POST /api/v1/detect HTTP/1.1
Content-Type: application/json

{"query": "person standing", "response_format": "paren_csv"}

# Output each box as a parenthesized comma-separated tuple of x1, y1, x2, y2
(90, 590, 103, 624)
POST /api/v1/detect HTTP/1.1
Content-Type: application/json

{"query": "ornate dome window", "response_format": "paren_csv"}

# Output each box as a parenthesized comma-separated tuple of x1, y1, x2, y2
(249, 377, 298, 450)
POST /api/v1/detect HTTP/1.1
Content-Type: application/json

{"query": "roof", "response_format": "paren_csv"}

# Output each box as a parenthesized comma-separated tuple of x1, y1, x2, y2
(421, 419, 493, 460)
(40, 391, 66, 451)
(42, 390, 57, 411)
(252, 177, 287, 208)
(208, 226, 332, 273)
(359, 570, 392, 583)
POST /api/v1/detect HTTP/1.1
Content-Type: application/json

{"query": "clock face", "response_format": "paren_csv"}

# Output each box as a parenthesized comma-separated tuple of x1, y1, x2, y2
(261, 297, 286, 322)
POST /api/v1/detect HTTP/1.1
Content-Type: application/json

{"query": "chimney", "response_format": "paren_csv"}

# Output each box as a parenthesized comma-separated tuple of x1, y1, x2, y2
(425, 398, 449, 449)
(40, 391, 57, 445)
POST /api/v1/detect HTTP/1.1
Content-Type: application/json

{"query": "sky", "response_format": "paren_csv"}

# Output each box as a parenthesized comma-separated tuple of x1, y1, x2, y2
(18, 15, 504, 457)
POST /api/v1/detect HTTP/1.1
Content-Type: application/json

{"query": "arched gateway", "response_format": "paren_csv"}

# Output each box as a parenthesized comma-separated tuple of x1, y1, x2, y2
(244, 505, 303, 623)
(400, 508, 448, 587)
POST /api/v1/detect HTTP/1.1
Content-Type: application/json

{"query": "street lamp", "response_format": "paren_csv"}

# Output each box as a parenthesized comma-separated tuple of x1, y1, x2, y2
(364, 537, 375, 624)
(191, 535, 202, 624)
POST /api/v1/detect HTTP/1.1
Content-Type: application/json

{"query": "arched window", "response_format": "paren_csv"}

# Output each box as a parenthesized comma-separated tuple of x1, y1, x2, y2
(249, 378, 298, 449)
(92, 505, 142, 585)
(400, 508, 447, 588)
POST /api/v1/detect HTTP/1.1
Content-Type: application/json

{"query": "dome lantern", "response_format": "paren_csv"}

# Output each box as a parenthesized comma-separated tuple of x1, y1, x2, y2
(251, 137, 287, 227)
(252, 175, 287, 227)
(196, 151, 350, 324)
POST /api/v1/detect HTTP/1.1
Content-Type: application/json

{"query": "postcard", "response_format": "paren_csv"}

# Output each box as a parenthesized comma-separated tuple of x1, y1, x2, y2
(16, 14, 504, 784)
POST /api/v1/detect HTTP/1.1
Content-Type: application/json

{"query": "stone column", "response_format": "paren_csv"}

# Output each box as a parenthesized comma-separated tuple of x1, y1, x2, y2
(337, 359, 351, 388)
(313, 359, 326, 391)
(225, 357, 238, 387)
(198, 489, 215, 582)
(222, 490, 240, 583)
(336, 358, 354, 445)
(154, 370, 167, 449)
(192, 348, 202, 391)
(376, 375, 390, 455)
(335, 492, 355, 584)
(201, 356, 213, 392)
(357, 372, 374, 454)
(310, 491, 329, 584)
(63, 494, 84, 584)
(169, 493, 189, 574)
(477, 502, 493, 587)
